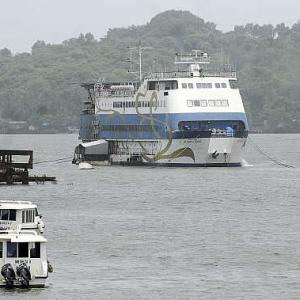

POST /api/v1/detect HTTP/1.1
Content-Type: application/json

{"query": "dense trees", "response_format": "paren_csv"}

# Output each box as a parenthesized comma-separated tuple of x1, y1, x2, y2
(0, 10, 299, 132)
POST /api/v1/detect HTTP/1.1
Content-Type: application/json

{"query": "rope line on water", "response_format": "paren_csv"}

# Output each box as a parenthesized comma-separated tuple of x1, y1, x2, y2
(248, 136, 294, 168)
(34, 156, 73, 165)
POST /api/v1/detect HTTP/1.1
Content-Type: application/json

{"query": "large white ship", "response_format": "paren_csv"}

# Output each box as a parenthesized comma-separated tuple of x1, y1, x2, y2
(75, 50, 248, 167)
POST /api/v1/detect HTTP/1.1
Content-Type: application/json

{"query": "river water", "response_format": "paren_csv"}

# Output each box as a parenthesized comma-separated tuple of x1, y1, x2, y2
(0, 134, 300, 299)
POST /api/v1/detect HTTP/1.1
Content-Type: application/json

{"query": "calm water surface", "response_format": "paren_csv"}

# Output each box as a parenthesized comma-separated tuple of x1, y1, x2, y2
(0, 134, 300, 299)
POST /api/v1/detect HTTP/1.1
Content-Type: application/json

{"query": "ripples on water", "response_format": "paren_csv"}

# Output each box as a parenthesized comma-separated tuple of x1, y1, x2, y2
(0, 134, 300, 299)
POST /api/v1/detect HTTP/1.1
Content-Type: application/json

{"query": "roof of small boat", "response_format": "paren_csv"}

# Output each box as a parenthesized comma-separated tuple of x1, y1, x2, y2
(0, 233, 47, 243)
(0, 200, 37, 210)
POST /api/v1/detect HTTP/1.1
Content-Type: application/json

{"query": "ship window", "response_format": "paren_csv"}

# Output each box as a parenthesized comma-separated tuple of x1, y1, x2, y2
(18, 243, 29, 258)
(7, 242, 17, 258)
(0, 242, 2, 258)
(215, 100, 222, 106)
(194, 100, 200, 107)
(188, 83, 193, 89)
(198, 83, 212, 89)
(178, 120, 246, 132)
(221, 83, 227, 88)
(148, 81, 157, 90)
(229, 80, 238, 89)
(148, 80, 178, 90)
(215, 83, 221, 88)
(182, 83, 187, 89)
(164, 80, 178, 90)
(208, 100, 215, 107)
(187, 100, 193, 107)
(200, 100, 207, 107)
(221, 100, 229, 106)
(30, 243, 40, 258)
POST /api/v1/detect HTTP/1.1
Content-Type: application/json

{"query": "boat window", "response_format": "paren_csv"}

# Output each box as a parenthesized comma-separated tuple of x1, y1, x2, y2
(22, 209, 36, 223)
(30, 243, 41, 258)
(178, 120, 246, 132)
(200, 100, 207, 107)
(229, 80, 238, 89)
(148, 80, 178, 90)
(221, 83, 227, 88)
(196, 82, 213, 89)
(7, 242, 17, 258)
(215, 83, 221, 88)
(187, 100, 193, 107)
(182, 83, 187, 89)
(18, 243, 29, 258)
(221, 100, 229, 106)
(9, 209, 16, 221)
(215, 100, 222, 106)
(202, 83, 212, 88)
(148, 81, 157, 90)
(0, 209, 16, 221)
(164, 80, 178, 90)
(0, 242, 2, 258)
(188, 83, 193, 89)
(0, 209, 9, 220)
(187, 99, 230, 108)
(194, 100, 200, 107)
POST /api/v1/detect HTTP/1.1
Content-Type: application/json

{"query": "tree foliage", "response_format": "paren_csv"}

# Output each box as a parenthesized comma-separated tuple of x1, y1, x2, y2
(0, 10, 300, 132)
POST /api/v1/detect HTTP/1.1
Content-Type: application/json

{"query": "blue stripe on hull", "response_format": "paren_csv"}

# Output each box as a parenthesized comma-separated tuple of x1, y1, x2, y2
(80, 112, 248, 141)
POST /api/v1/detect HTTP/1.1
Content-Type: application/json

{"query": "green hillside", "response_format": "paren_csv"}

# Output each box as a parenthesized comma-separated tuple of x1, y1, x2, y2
(0, 10, 300, 133)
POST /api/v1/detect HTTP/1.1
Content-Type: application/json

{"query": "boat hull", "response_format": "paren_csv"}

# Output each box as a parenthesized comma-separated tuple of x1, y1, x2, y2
(86, 136, 247, 167)
(0, 277, 47, 288)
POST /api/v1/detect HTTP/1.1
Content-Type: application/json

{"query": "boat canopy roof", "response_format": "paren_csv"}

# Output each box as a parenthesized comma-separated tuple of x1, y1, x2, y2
(0, 200, 37, 210)
(0, 233, 47, 243)
(10, 234, 47, 243)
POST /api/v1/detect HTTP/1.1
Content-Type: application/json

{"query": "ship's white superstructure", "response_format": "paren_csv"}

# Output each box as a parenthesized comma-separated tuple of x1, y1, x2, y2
(76, 50, 248, 166)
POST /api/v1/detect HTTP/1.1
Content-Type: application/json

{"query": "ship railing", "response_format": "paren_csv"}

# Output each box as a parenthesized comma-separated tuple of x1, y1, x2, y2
(145, 70, 236, 79)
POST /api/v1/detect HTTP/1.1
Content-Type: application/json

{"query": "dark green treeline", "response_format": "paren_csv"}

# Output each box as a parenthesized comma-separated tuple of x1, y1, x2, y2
(0, 10, 300, 132)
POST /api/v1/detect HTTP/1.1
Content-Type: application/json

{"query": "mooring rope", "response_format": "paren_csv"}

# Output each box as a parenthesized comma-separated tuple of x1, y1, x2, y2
(248, 136, 294, 168)
(34, 156, 73, 165)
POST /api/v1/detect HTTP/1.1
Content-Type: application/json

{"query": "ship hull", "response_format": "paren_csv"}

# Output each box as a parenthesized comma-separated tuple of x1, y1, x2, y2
(86, 136, 247, 167)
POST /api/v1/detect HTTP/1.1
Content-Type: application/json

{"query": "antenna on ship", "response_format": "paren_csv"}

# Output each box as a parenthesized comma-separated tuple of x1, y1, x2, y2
(127, 41, 152, 83)
(175, 50, 210, 77)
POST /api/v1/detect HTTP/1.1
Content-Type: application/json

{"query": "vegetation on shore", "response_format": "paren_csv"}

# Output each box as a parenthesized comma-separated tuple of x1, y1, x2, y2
(0, 10, 300, 133)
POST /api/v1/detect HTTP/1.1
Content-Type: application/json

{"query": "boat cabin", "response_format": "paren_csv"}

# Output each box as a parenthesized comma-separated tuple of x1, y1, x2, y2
(0, 201, 44, 233)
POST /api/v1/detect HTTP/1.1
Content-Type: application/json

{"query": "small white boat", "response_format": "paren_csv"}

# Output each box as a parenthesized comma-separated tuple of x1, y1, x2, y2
(0, 201, 52, 288)
(78, 162, 94, 170)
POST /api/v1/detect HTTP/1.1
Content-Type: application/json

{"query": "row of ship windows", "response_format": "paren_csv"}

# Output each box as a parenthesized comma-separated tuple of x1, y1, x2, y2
(101, 124, 159, 132)
(187, 99, 229, 107)
(182, 82, 227, 89)
(112, 101, 166, 108)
